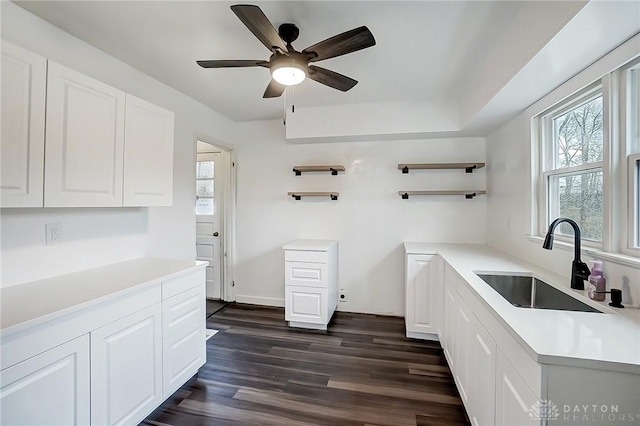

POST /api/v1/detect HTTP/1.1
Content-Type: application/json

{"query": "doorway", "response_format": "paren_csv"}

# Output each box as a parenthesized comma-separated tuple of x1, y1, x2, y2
(195, 139, 235, 302)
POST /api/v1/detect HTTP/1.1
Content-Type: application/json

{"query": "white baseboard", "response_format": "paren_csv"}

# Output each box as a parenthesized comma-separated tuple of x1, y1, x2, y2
(235, 295, 285, 307)
(205, 329, 218, 341)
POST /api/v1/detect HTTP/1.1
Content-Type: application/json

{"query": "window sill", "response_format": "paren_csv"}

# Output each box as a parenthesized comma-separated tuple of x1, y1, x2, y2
(526, 235, 640, 268)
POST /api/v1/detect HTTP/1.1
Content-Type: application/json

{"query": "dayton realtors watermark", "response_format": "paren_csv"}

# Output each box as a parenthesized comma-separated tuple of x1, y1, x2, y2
(529, 400, 640, 423)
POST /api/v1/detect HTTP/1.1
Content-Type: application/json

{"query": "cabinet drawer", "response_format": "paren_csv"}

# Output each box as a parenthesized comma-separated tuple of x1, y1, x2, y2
(162, 285, 205, 339)
(162, 269, 205, 300)
(285, 250, 328, 263)
(285, 286, 327, 324)
(162, 323, 205, 399)
(285, 261, 328, 287)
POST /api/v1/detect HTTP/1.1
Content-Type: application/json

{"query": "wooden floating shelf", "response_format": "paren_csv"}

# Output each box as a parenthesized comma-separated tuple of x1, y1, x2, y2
(293, 165, 346, 176)
(398, 162, 486, 174)
(288, 191, 339, 201)
(398, 190, 487, 199)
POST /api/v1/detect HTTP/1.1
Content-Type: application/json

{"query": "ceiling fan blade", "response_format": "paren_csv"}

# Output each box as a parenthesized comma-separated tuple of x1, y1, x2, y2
(263, 79, 286, 98)
(307, 66, 358, 92)
(302, 26, 375, 63)
(230, 5, 288, 53)
(197, 60, 268, 68)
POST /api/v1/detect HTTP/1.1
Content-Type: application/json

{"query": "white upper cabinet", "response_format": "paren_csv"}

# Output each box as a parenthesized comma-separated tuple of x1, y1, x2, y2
(45, 61, 126, 207)
(1, 41, 47, 207)
(123, 94, 174, 206)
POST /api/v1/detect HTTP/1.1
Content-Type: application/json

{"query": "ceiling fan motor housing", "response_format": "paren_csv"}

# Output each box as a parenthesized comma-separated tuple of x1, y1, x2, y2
(278, 23, 300, 45)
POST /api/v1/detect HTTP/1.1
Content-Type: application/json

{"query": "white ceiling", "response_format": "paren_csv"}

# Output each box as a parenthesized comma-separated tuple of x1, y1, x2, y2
(13, 1, 640, 131)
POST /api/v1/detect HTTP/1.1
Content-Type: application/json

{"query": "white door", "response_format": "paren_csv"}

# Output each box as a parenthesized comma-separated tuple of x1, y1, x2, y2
(196, 151, 222, 299)
(0, 334, 90, 426)
(91, 304, 162, 426)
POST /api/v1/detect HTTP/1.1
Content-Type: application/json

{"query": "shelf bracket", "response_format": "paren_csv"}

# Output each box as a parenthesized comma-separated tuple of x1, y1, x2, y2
(401, 192, 409, 199)
(293, 168, 302, 176)
(402, 166, 409, 174)
(465, 165, 477, 173)
(330, 168, 338, 176)
(292, 194, 301, 200)
(330, 194, 338, 200)
(465, 193, 477, 199)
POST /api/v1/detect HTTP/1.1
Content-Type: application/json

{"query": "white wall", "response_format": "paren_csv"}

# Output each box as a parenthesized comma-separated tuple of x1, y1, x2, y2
(233, 120, 487, 315)
(0, 3, 239, 286)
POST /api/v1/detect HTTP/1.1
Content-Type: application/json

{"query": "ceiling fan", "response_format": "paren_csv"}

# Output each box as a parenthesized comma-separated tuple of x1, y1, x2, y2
(197, 4, 376, 98)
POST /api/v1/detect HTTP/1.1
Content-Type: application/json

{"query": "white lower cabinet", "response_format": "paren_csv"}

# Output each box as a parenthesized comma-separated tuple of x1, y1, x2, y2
(405, 254, 443, 339)
(0, 261, 206, 426)
(0, 334, 90, 426)
(283, 240, 338, 330)
(468, 318, 497, 426)
(161, 284, 206, 399)
(91, 304, 163, 426)
(443, 284, 457, 367)
(454, 295, 473, 405)
(495, 350, 539, 426)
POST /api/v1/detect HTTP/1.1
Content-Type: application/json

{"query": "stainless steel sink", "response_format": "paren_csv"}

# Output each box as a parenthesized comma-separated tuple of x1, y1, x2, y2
(476, 274, 601, 313)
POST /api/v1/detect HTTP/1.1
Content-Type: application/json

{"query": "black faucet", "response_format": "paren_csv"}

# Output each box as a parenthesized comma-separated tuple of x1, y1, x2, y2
(542, 217, 591, 290)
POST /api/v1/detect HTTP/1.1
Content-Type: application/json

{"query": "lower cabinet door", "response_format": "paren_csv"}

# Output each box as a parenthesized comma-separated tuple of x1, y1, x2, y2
(162, 324, 205, 399)
(0, 334, 90, 426)
(405, 254, 437, 336)
(443, 286, 457, 367)
(454, 295, 473, 405)
(469, 319, 497, 426)
(495, 350, 540, 426)
(285, 285, 327, 324)
(91, 304, 162, 426)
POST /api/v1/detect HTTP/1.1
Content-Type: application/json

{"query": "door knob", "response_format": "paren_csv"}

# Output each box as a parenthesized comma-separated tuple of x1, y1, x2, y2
(213, 232, 219, 237)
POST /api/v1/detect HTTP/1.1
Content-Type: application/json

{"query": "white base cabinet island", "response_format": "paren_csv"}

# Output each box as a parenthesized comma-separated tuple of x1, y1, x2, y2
(0, 258, 206, 426)
(283, 239, 338, 330)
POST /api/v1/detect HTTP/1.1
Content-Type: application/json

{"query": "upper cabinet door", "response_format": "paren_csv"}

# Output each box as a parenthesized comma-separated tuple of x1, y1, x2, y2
(123, 94, 174, 206)
(1, 41, 47, 207)
(45, 61, 125, 207)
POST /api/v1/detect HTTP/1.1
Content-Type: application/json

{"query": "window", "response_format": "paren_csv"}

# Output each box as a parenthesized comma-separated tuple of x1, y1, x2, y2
(535, 54, 640, 258)
(196, 159, 214, 215)
(544, 92, 604, 242)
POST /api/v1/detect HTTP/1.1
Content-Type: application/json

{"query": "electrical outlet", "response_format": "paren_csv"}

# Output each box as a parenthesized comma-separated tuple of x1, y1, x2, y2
(45, 223, 62, 245)
(338, 290, 348, 302)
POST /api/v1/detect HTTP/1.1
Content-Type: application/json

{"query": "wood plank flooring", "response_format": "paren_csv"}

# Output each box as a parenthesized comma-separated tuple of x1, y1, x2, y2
(142, 304, 470, 426)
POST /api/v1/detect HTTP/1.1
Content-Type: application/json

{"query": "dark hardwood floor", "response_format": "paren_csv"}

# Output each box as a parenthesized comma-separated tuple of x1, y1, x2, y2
(142, 304, 470, 426)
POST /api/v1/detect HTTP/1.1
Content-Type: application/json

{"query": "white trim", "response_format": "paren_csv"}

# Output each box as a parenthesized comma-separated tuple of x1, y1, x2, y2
(526, 235, 640, 268)
(193, 136, 237, 303)
(627, 153, 640, 254)
(526, 33, 640, 118)
(235, 295, 285, 307)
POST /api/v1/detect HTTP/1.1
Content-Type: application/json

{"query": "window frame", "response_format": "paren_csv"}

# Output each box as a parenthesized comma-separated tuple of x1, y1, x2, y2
(628, 153, 640, 252)
(532, 51, 640, 261)
(537, 84, 606, 248)
(195, 156, 215, 217)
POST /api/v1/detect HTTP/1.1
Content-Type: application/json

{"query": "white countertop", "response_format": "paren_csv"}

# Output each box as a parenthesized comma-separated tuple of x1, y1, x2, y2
(404, 243, 640, 374)
(0, 258, 207, 337)
(282, 239, 338, 251)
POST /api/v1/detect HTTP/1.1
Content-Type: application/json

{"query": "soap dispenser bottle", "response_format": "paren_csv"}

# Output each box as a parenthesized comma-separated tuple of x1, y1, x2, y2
(588, 261, 606, 301)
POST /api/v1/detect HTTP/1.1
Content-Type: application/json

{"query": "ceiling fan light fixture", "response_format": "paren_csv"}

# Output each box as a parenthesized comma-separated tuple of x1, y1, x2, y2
(271, 58, 306, 86)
